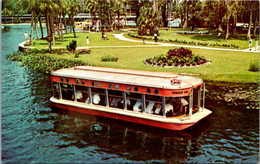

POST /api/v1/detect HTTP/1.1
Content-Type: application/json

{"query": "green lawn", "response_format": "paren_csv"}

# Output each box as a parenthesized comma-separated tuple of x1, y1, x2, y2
(31, 31, 153, 49)
(126, 27, 258, 49)
(31, 32, 259, 84)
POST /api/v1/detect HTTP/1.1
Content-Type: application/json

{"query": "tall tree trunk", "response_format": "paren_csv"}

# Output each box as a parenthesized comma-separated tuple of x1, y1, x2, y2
(117, 11, 120, 30)
(51, 13, 55, 45)
(162, 2, 167, 27)
(183, 0, 188, 28)
(225, 19, 230, 40)
(34, 15, 39, 40)
(247, 5, 253, 39)
(69, 15, 72, 33)
(46, 12, 52, 52)
(38, 15, 44, 39)
(71, 13, 76, 38)
(62, 13, 68, 34)
(253, 9, 258, 37)
(60, 14, 64, 42)
(30, 13, 34, 45)
(56, 15, 61, 39)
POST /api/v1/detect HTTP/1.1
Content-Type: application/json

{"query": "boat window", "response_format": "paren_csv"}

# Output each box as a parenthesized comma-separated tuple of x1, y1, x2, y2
(165, 97, 189, 117)
(61, 83, 74, 101)
(52, 82, 60, 99)
(154, 89, 159, 94)
(126, 92, 143, 112)
(145, 95, 162, 115)
(91, 88, 106, 106)
(81, 80, 85, 85)
(108, 90, 123, 109)
(75, 85, 89, 103)
(192, 86, 201, 114)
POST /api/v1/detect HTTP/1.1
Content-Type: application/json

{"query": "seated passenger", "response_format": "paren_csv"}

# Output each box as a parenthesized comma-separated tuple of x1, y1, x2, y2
(165, 103, 174, 117)
(146, 102, 155, 113)
(179, 98, 188, 115)
(92, 94, 100, 104)
(75, 91, 83, 100)
(114, 98, 121, 108)
(154, 104, 162, 114)
(133, 100, 142, 112)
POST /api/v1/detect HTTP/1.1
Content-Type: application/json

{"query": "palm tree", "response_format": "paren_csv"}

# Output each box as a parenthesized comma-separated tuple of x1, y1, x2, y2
(113, 0, 125, 30)
(40, 0, 56, 52)
(68, 0, 80, 38)
(137, 7, 162, 36)
(84, 0, 98, 26)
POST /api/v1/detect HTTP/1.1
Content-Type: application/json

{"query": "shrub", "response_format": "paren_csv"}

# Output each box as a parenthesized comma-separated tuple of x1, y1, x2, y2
(6, 50, 88, 74)
(146, 47, 209, 67)
(249, 60, 259, 72)
(66, 40, 77, 51)
(75, 51, 80, 58)
(101, 55, 118, 62)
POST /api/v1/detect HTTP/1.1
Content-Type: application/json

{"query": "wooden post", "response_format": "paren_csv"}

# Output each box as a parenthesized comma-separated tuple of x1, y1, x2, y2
(189, 88, 193, 118)
(162, 96, 166, 118)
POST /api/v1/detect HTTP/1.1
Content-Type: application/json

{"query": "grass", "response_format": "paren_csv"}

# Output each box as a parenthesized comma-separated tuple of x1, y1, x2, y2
(31, 31, 259, 84)
(127, 27, 258, 49)
(31, 31, 152, 49)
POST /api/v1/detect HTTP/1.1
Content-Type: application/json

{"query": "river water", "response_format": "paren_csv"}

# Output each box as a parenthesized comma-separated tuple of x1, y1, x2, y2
(1, 25, 259, 163)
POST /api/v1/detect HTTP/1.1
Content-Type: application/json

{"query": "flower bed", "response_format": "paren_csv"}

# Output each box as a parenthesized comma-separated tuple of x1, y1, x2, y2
(144, 47, 210, 67)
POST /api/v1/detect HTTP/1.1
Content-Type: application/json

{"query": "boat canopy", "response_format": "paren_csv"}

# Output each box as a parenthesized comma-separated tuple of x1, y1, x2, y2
(51, 66, 203, 89)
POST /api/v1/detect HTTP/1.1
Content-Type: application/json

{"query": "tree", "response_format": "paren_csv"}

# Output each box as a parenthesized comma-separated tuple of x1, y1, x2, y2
(137, 7, 162, 36)
(84, 0, 98, 26)
(204, 0, 226, 32)
(68, 0, 80, 38)
(113, 0, 125, 30)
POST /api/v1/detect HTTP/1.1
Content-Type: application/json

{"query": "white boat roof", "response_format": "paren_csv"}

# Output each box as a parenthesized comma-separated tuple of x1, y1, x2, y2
(51, 66, 203, 89)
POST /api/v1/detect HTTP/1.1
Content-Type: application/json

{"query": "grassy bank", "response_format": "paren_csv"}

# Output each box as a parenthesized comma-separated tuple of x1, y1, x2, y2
(27, 32, 259, 84)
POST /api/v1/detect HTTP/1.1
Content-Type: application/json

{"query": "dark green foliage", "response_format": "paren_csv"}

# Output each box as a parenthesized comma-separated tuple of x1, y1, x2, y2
(101, 55, 118, 62)
(75, 51, 80, 58)
(146, 47, 209, 66)
(6, 50, 88, 74)
(249, 60, 259, 72)
(127, 32, 239, 49)
(51, 49, 70, 55)
(66, 40, 77, 51)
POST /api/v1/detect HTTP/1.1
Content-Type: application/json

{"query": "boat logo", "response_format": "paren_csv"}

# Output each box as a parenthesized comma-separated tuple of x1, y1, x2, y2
(171, 78, 182, 85)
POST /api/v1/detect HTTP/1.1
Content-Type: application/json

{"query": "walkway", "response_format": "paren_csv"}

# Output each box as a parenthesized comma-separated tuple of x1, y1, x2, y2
(113, 33, 259, 53)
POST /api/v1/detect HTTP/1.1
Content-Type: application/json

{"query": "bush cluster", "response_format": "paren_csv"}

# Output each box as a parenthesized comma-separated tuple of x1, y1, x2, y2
(50, 49, 70, 55)
(101, 55, 118, 62)
(145, 47, 209, 67)
(176, 31, 209, 35)
(248, 60, 259, 72)
(6, 50, 88, 74)
(66, 40, 77, 51)
(127, 32, 239, 49)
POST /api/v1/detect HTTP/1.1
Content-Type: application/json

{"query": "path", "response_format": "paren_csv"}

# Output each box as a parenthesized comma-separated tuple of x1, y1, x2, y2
(113, 33, 259, 53)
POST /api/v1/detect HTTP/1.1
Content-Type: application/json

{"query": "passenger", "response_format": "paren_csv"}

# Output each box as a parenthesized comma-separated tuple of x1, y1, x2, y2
(178, 98, 189, 115)
(146, 101, 155, 113)
(93, 94, 100, 104)
(154, 104, 161, 114)
(165, 103, 174, 117)
(114, 98, 121, 108)
(133, 100, 142, 112)
(75, 91, 83, 100)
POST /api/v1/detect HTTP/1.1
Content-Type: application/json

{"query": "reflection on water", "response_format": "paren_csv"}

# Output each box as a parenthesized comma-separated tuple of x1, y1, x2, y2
(1, 24, 259, 163)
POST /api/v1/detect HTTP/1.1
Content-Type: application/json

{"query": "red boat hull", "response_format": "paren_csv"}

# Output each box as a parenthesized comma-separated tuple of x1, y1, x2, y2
(51, 102, 195, 131)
